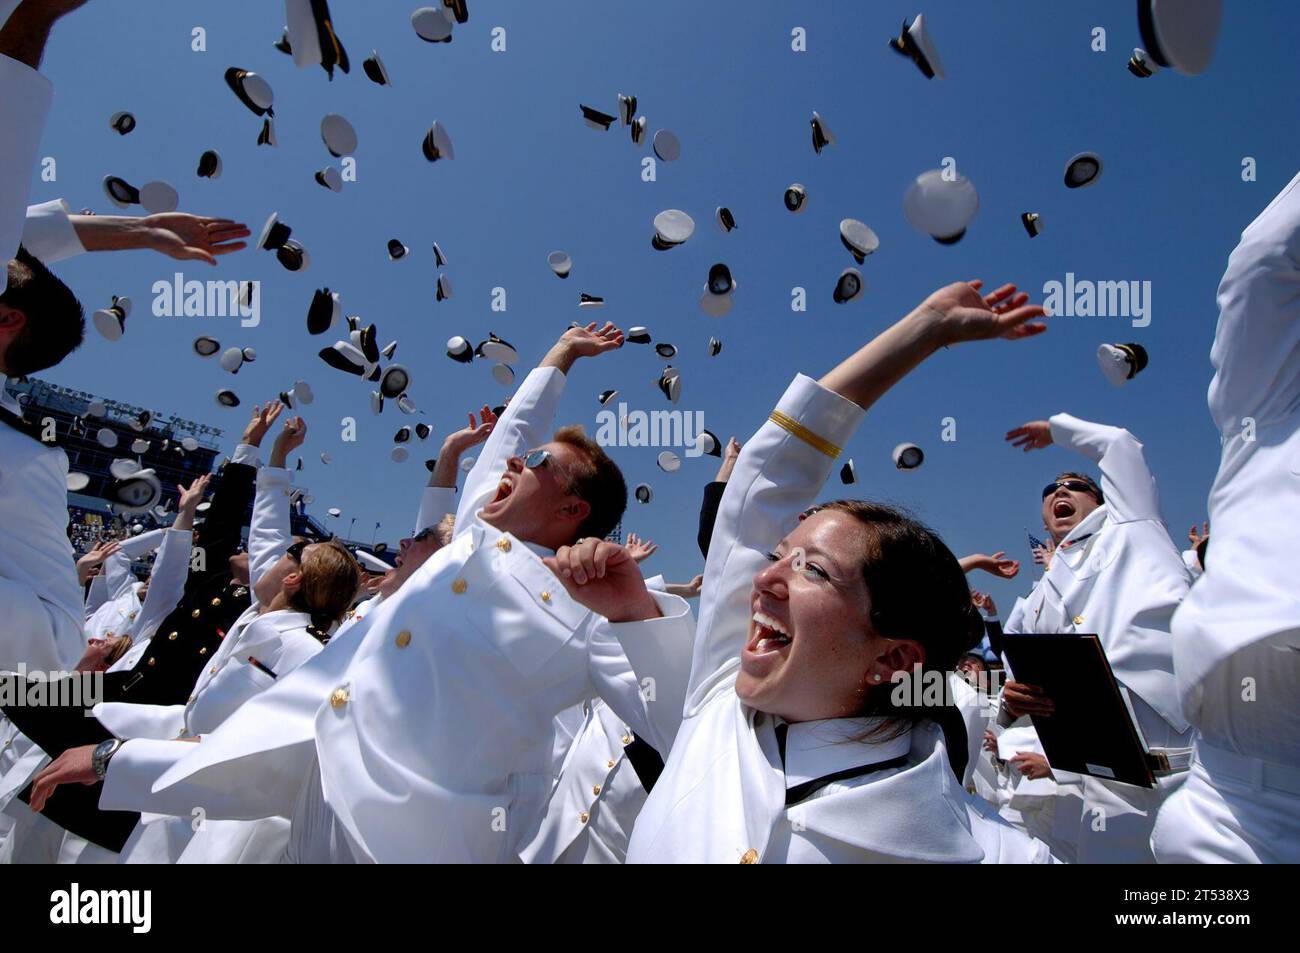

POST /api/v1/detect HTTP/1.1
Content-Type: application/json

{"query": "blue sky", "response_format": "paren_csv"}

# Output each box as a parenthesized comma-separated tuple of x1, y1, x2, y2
(25, 0, 1300, 607)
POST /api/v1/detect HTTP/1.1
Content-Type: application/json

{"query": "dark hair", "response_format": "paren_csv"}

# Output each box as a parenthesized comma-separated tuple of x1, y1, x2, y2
(1, 246, 85, 375)
(804, 500, 984, 779)
(291, 538, 362, 640)
(1055, 470, 1104, 505)
(552, 425, 627, 544)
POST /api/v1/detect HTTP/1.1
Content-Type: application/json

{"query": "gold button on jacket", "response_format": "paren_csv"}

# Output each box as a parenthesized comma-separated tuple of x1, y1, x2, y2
(330, 687, 350, 709)
(395, 630, 412, 648)
(495, 538, 512, 553)
(739, 849, 759, 864)
(451, 578, 468, 594)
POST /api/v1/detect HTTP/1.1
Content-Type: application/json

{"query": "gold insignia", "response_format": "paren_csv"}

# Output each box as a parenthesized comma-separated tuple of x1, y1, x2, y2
(592, 785, 602, 796)
(330, 687, 350, 709)
(496, 538, 512, 553)
(578, 811, 589, 824)
(395, 630, 412, 648)
(740, 849, 759, 864)
(540, 590, 552, 603)
(451, 578, 468, 594)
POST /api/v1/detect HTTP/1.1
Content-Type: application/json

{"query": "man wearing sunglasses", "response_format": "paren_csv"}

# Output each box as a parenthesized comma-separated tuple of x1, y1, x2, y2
(996, 413, 1193, 864)
(146, 323, 694, 863)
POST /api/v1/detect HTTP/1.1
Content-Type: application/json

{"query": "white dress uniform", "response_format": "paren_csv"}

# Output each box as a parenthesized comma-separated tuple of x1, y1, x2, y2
(1153, 170, 1300, 864)
(627, 375, 1049, 864)
(521, 573, 694, 864)
(1005, 413, 1193, 863)
(104, 529, 194, 674)
(83, 463, 319, 863)
(126, 482, 458, 864)
(0, 47, 54, 292)
(148, 366, 694, 863)
(0, 380, 83, 675)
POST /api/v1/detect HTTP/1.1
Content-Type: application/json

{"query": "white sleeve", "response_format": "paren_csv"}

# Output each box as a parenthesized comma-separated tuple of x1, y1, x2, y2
(0, 53, 53, 294)
(104, 529, 167, 600)
(1208, 170, 1300, 432)
(454, 366, 566, 539)
(248, 466, 293, 607)
(688, 374, 865, 711)
(93, 701, 187, 741)
(1048, 413, 1162, 524)
(131, 529, 193, 641)
(83, 571, 110, 616)
(99, 738, 193, 815)
(230, 443, 261, 467)
(588, 590, 695, 754)
(414, 486, 456, 535)
(20, 199, 84, 263)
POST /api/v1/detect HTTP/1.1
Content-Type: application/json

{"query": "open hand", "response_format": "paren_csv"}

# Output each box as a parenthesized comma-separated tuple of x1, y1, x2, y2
(1006, 420, 1053, 452)
(921, 281, 1048, 345)
(140, 214, 250, 266)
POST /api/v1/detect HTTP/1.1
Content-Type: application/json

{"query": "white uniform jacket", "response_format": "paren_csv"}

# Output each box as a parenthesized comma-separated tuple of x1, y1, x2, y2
(1154, 170, 1300, 864)
(149, 367, 694, 863)
(0, 380, 82, 674)
(0, 51, 54, 291)
(627, 374, 1029, 864)
(1007, 413, 1190, 742)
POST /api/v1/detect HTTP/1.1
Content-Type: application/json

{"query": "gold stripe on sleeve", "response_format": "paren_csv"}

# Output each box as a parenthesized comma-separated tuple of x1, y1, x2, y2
(767, 410, 842, 459)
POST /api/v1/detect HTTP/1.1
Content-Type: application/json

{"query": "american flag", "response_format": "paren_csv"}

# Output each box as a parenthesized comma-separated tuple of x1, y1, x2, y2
(1027, 531, 1047, 551)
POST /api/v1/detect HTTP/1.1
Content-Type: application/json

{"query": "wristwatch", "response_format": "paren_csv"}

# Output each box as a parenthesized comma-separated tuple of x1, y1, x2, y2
(91, 738, 123, 780)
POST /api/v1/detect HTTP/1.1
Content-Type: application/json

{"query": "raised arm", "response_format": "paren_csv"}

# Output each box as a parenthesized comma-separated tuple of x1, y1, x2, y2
(454, 323, 622, 537)
(1208, 169, 1300, 432)
(695, 280, 1047, 709)
(417, 407, 495, 534)
(130, 476, 207, 641)
(247, 409, 299, 602)
(1007, 414, 1163, 523)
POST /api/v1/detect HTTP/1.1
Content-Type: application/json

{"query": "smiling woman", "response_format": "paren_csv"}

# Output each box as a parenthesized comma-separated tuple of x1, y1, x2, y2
(623, 280, 1057, 864)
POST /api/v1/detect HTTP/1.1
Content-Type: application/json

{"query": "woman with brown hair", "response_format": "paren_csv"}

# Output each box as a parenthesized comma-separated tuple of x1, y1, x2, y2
(552, 280, 1054, 863)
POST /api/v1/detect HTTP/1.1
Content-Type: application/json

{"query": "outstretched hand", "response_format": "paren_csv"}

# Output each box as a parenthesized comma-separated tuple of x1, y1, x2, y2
(139, 213, 250, 265)
(444, 405, 497, 456)
(242, 401, 284, 447)
(962, 552, 1020, 579)
(1006, 420, 1053, 452)
(922, 281, 1048, 345)
(624, 532, 658, 563)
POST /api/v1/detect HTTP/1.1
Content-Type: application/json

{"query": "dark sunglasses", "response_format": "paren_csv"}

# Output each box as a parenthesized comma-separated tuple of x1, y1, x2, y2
(522, 448, 574, 493)
(1041, 479, 1095, 500)
(285, 540, 309, 563)
(409, 526, 438, 544)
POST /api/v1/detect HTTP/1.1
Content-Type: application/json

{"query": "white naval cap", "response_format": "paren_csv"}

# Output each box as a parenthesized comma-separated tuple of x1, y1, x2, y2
(833, 267, 865, 304)
(363, 50, 391, 86)
(197, 150, 223, 178)
(446, 336, 474, 363)
(216, 389, 240, 408)
(107, 469, 162, 515)
(476, 333, 518, 364)
(784, 183, 808, 214)
(892, 443, 924, 469)
(1137, 0, 1221, 75)
(839, 219, 879, 263)
(548, 250, 572, 278)
(1021, 212, 1043, 237)
(652, 209, 695, 249)
(652, 129, 681, 162)
(285, 0, 350, 78)
(321, 113, 358, 157)
(903, 169, 978, 243)
(840, 459, 857, 485)
(1064, 153, 1103, 189)
(708, 336, 722, 357)
(318, 341, 367, 376)
(1127, 48, 1160, 78)
(219, 346, 245, 374)
(224, 68, 274, 116)
(580, 105, 617, 131)
(716, 206, 737, 232)
(380, 364, 411, 398)
(411, 6, 454, 43)
(810, 111, 834, 154)
(578, 293, 605, 309)
(888, 14, 945, 79)
(491, 363, 515, 387)
(387, 238, 409, 260)
(697, 430, 722, 458)
(110, 111, 136, 135)
(1097, 342, 1148, 387)
(103, 176, 140, 209)
(307, 288, 341, 335)
(422, 121, 455, 161)
(634, 483, 653, 504)
(92, 295, 131, 341)
(139, 181, 179, 215)
(194, 336, 220, 357)
(618, 93, 637, 125)
(96, 428, 118, 449)
(436, 274, 453, 301)
(657, 450, 681, 472)
(315, 166, 343, 192)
